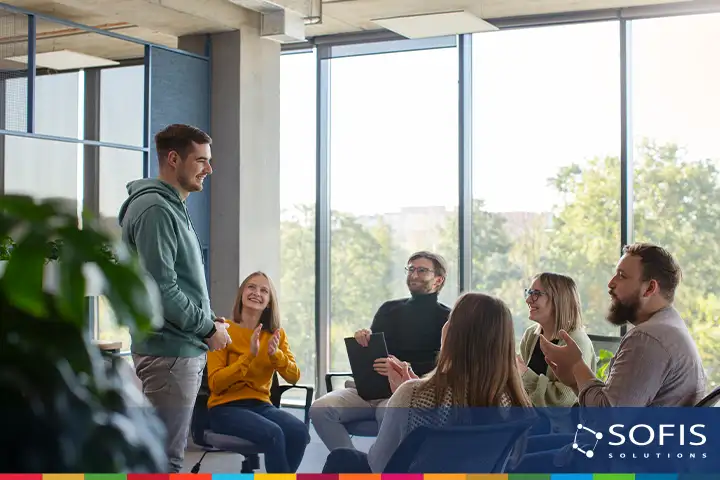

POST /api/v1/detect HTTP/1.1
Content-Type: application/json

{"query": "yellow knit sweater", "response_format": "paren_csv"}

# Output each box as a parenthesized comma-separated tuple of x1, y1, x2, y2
(207, 322, 300, 408)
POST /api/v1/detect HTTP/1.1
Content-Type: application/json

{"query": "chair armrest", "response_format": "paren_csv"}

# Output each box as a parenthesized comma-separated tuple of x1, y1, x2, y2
(325, 371, 353, 393)
(277, 384, 315, 426)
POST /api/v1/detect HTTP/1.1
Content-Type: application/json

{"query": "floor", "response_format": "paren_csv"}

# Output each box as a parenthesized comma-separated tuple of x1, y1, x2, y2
(182, 408, 374, 474)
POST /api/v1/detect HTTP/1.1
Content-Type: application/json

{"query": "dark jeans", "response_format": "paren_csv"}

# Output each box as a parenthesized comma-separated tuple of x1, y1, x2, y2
(209, 399, 310, 473)
(322, 448, 373, 473)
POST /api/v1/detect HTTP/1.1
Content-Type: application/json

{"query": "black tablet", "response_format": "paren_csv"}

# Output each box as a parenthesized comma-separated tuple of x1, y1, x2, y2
(344, 332, 393, 401)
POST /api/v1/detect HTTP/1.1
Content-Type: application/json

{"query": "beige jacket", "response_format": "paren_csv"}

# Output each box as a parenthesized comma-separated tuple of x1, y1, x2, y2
(519, 324, 596, 408)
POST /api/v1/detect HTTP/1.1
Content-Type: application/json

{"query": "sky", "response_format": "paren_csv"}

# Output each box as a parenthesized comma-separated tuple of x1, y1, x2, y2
(280, 13, 720, 216)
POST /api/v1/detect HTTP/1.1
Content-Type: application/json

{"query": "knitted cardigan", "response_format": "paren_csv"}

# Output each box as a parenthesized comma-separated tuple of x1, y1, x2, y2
(519, 324, 597, 408)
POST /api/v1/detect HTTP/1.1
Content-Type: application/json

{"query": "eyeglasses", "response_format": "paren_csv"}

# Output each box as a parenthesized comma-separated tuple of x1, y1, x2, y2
(524, 288, 547, 302)
(406, 266, 435, 276)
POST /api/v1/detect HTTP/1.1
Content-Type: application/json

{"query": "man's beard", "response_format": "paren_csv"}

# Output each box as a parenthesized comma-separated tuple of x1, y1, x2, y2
(407, 279, 433, 294)
(606, 292, 640, 326)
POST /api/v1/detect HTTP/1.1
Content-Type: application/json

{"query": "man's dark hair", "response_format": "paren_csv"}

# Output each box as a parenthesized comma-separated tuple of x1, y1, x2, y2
(155, 124, 212, 163)
(623, 242, 682, 301)
(408, 250, 448, 292)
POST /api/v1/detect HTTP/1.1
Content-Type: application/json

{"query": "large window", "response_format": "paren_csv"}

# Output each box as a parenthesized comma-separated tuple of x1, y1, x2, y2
(2, 62, 147, 355)
(279, 52, 317, 394)
(632, 13, 720, 390)
(328, 46, 459, 371)
(471, 22, 622, 340)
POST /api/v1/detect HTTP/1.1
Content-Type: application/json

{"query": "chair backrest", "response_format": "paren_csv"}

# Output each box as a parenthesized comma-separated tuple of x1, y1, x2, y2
(383, 415, 535, 473)
(588, 334, 622, 355)
(696, 386, 720, 407)
(190, 367, 283, 446)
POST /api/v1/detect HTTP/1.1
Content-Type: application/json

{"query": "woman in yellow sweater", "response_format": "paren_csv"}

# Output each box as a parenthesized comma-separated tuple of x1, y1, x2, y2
(207, 271, 309, 473)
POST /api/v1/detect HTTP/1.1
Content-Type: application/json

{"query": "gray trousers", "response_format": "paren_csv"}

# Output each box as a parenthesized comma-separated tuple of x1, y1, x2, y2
(309, 381, 389, 451)
(133, 354, 206, 473)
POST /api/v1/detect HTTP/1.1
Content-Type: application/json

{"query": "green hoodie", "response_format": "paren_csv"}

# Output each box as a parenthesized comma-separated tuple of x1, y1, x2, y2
(118, 178, 215, 357)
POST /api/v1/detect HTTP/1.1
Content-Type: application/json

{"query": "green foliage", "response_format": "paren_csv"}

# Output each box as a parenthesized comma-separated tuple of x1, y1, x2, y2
(0, 195, 166, 472)
(596, 349, 614, 381)
(279, 206, 399, 376)
(0, 234, 13, 260)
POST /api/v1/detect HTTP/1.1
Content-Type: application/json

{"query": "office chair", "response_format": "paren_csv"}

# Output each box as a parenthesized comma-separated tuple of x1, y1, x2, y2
(325, 371, 380, 437)
(190, 369, 314, 473)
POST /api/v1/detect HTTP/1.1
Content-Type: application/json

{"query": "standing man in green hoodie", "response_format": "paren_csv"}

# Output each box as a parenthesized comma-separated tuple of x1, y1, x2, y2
(118, 124, 231, 473)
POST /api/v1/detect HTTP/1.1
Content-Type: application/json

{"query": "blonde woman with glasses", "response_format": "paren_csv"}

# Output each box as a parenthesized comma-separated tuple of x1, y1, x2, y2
(517, 273, 595, 430)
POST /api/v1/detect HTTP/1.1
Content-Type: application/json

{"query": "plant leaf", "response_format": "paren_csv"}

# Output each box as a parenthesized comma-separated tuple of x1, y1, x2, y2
(1, 232, 48, 317)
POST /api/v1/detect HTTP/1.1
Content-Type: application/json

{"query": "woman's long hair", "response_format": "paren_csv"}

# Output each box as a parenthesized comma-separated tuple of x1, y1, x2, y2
(232, 271, 281, 332)
(532, 272, 584, 338)
(420, 292, 531, 408)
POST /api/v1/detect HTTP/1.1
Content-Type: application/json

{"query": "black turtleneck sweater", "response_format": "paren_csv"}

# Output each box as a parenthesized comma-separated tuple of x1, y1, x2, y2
(369, 292, 451, 377)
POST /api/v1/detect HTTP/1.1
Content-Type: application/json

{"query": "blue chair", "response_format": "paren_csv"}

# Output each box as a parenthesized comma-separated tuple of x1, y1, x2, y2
(382, 415, 536, 473)
(325, 372, 380, 437)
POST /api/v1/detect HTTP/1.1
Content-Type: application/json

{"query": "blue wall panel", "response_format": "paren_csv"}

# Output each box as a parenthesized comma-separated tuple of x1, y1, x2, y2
(149, 46, 211, 284)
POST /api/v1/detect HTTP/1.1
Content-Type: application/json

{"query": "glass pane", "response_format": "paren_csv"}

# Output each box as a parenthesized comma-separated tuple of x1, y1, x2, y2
(0, 9, 30, 133)
(30, 19, 148, 140)
(632, 14, 720, 392)
(96, 147, 144, 353)
(279, 52, 317, 399)
(4, 136, 82, 214)
(98, 146, 144, 238)
(100, 65, 145, 146)
(471, 22, 621, 341)
(34, 71, 82, 139)
(329, 47, 459, 372)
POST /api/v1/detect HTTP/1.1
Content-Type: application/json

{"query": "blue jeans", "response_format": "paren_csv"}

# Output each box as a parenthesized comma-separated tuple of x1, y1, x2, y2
(208, 399, 310, 473)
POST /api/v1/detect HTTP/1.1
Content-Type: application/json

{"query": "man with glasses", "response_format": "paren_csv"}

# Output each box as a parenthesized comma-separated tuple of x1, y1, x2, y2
(310, 251, 451, 452)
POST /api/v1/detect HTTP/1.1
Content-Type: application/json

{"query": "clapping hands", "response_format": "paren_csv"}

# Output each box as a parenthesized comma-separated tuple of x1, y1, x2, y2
(268, 329, 281, 356)
(249, 324, 281, 357)
(250, 324, 262, 356)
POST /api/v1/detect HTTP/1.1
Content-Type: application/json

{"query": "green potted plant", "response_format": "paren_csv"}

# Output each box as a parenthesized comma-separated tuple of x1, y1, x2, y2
(0, 194, 167, 472)
(596, 348, 614, 381)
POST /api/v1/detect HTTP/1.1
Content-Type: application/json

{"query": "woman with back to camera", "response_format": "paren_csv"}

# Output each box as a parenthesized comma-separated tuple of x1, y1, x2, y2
(206, 271, 309, 473)
(517, 273, 596, 432)
(322, 292, 534, 474)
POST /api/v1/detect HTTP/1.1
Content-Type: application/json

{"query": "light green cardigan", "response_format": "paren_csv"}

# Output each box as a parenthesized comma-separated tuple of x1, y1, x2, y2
(519, 324, 597, 408)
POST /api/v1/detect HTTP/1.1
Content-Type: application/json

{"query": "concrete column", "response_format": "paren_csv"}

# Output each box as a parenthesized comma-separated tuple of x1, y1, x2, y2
(181, 28, 281, 317)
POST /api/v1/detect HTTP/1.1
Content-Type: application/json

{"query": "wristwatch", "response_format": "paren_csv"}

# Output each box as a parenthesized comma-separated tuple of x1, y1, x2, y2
(204, 323, 217, 339)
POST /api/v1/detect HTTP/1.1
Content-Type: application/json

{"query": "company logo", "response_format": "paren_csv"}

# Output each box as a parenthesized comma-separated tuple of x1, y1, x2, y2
(571, 423, 708, 461)
(572, 423, 603, 458)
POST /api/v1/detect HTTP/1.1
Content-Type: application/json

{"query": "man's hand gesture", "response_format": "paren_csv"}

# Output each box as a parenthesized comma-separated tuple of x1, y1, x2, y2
(206, 318, 231, 351)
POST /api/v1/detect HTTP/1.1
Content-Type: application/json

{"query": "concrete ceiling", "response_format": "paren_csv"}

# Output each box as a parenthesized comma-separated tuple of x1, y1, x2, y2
(0, 0, 697, 63)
